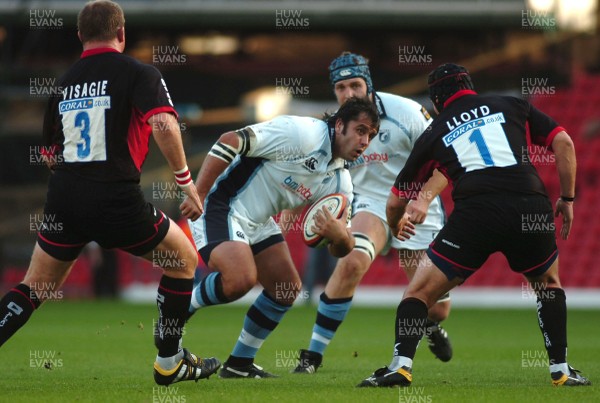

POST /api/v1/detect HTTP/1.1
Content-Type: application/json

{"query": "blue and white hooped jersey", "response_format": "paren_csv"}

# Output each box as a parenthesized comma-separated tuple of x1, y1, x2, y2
(204, 115, 353, 225)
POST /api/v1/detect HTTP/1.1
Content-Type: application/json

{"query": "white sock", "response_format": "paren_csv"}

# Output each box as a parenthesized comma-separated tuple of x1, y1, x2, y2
(549, 362, 569, 374)
(156, 349, 184, 370)
(389, 356, 413, 371)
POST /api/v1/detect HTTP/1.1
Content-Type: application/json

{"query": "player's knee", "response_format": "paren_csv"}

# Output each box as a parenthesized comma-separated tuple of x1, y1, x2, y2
(337, 255, 369, 285)
(222, 270, 257, 299)
(181, 248, 198, 273)
(160, 247, 198, 277)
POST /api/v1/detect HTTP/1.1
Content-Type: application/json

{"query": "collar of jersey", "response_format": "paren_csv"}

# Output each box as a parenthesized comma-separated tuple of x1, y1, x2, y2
(443, 89, 478, 108)
(327, 119, 336, 156)
(81, 47, 121, 59)
(373, 92, 387, 118)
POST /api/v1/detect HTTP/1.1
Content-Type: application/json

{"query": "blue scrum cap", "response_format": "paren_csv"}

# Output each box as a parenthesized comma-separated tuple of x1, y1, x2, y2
(329, 52, 374, 95)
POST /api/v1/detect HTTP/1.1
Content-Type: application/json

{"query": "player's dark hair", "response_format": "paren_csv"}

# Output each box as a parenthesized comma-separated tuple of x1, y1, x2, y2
(78, 0, 125, 43)
(428, 63, 474, 112)
(324, 97, 380, 132)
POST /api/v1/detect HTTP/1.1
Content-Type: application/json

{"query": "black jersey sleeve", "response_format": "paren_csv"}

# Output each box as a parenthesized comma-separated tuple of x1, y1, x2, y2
(392, 131, 435, 199)
(41, 95, 63, 161)
(132, 64, 178, 123)
(514, 97, 564, 148)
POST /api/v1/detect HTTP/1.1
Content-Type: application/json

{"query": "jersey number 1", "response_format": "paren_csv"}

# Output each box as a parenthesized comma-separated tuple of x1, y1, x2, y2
(468, 129, 494, 166)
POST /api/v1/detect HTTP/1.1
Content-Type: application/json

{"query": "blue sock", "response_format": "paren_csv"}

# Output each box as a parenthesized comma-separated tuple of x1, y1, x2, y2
(229, 290, 291, 362)
(308, 292, 353, 355)
(189, 272, 229, 313)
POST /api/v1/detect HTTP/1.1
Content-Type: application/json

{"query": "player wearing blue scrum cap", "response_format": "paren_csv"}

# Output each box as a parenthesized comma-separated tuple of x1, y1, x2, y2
(294, 52, 453, 374)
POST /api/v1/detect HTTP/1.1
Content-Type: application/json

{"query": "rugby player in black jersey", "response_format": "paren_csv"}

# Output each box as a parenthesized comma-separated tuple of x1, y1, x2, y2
(0, 0, 220, 385)
(359, 63, 590, 387)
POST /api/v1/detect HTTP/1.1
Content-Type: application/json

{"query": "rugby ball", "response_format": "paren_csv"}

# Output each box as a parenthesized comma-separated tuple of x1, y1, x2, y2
(301, 193, 351, 248)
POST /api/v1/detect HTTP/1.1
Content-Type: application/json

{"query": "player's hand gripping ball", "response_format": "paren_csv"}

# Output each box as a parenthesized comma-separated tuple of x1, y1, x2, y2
(301, 193, 351, 248)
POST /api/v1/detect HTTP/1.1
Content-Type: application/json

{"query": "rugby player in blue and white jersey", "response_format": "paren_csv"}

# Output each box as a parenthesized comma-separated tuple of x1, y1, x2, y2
(294, 53, 452, 374)
(181, 98, 380, 378)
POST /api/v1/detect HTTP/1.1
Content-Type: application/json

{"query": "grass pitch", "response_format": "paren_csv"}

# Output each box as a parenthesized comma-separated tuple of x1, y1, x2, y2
(0, 300, 598, 402)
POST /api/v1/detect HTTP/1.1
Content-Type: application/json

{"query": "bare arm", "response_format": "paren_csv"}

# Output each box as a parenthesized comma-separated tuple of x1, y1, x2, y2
(386, 192, 416, 241)
(551, 131, 576, 240)
(406, 169, 448, 224)
(327, 227, 354, 257)
(149, 112, 203, 219)
(179, 131, 240, 220)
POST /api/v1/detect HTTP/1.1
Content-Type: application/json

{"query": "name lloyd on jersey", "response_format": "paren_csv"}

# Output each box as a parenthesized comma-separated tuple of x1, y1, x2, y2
(443, 112, 505, 147)
(445, 105, 490, 131)
(282, 176, 312, 200)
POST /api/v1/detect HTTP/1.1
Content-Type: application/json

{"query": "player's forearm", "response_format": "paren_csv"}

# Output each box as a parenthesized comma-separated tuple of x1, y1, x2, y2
(418, 169, 448, 203)
(193, 156, 229, 197)
(386, 191, 409, 229)
(150, 113, 188, 171)
(552, 131, 576, 198)
(194, 131, 241, 196)
(328, 229, 355, 258)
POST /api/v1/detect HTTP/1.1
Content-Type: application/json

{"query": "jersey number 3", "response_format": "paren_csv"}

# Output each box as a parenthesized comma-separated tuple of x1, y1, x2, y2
(59, 96, 111, 162)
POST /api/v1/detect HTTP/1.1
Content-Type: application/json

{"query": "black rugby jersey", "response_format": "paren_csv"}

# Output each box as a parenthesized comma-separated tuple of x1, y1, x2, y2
(393, 90, 565, 200)
(43, 47, 177, 183)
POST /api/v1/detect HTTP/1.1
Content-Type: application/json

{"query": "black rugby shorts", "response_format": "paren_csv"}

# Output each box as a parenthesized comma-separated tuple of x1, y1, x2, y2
(427, 193, 558, 280)
(37, 170, 170, 261)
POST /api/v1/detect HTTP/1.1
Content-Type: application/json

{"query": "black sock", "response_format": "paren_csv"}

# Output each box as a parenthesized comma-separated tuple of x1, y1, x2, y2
(0, 284, 41, 347)
(536, 287, 567, 364)
(394, 297, 428, 359)
(156, 276, 193, 357)
(225, 355, 253, 367)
